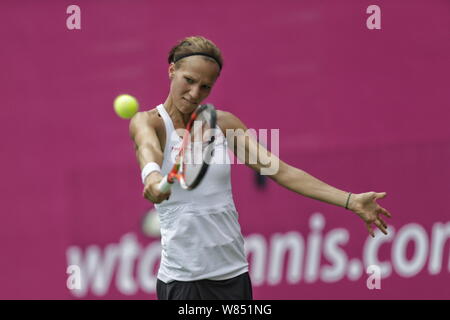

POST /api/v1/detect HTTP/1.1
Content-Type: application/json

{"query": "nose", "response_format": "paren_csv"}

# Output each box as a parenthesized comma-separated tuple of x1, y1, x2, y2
(189, 86, 201, 102)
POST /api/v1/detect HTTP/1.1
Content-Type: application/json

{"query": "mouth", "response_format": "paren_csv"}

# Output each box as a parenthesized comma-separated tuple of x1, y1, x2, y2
(183, 98, 197, 105)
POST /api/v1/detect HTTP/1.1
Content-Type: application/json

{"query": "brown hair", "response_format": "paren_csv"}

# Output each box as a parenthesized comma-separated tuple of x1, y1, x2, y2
(168, 36, 223, 73)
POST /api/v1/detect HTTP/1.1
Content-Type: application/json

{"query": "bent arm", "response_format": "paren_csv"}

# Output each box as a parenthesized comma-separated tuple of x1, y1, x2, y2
(129, 112, 163, 171)
(129, 112, 169, 203)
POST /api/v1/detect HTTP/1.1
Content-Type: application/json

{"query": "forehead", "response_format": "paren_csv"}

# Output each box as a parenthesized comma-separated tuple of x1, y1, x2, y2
(177, 56, 220, 82)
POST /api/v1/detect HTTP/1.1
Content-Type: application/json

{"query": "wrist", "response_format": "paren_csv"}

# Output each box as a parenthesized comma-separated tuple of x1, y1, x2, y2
(145, 171, 163, 187)
(346, 192, 358, 212)
(141, 162, 161, 185)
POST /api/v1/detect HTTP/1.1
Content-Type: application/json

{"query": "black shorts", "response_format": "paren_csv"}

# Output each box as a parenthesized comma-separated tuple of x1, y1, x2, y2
(156, 272, 253, 300)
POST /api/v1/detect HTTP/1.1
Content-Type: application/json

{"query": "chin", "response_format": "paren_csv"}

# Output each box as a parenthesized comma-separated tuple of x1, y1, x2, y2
(178, 100, 197, 113)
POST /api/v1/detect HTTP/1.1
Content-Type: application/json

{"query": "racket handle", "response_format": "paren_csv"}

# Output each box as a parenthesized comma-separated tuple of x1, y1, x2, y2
(157, 175, 173, 193)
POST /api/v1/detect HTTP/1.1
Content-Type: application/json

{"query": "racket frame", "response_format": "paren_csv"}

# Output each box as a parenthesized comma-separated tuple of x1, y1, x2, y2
(157, 104, 217, 192)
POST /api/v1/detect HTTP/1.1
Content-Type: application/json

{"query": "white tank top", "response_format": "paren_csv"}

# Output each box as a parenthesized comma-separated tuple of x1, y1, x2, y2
(154, 104, 248, 283)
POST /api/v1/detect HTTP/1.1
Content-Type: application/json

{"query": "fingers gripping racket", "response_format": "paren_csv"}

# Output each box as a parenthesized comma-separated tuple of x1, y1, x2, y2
(157, 104, 217, 193)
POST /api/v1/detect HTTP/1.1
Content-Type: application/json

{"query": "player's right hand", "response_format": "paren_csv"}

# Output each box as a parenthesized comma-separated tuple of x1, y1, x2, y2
(143, 172, 171, 204)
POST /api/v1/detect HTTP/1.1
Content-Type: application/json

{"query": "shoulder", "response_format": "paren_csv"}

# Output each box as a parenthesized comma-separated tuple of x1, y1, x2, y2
(130, 108, 161, 127)
(217, 109, 247, 131)
(129, 108, 164, 137)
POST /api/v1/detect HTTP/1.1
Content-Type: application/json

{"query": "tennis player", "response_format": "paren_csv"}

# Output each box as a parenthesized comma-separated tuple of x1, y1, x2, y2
(129, 36, 392, 300)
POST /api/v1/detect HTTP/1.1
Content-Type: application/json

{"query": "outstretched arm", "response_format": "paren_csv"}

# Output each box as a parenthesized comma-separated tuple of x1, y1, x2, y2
(273, 162, 392, 238)
(219, 111, 392, 237)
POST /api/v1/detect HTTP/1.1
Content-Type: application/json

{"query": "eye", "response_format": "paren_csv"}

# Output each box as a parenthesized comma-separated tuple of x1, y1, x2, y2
(202, 85, 211, 90)
(185, 77, 194, 84)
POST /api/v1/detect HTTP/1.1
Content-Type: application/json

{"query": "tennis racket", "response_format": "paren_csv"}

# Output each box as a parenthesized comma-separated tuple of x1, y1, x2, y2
(157, 103, 217, 193)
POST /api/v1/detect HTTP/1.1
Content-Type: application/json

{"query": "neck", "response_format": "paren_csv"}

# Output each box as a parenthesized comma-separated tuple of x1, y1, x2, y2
(163, 96, 192, 127)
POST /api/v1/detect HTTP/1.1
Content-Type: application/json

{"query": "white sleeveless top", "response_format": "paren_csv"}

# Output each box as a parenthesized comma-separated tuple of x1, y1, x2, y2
(154, 104, 248, 283)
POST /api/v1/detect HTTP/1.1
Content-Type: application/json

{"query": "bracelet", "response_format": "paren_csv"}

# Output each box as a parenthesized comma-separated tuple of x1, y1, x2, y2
(345, 192, 352, 210)
(141, 162, 161, 185)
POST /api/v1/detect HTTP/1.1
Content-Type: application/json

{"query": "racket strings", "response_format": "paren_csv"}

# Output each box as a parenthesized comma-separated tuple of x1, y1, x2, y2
(182, 107, 216, 188)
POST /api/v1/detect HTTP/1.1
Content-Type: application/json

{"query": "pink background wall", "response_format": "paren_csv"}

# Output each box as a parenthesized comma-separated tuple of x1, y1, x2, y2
(1, 0, 449, 299)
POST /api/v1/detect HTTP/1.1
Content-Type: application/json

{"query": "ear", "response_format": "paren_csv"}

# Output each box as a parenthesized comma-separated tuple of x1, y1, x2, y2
(168, 63, 175, 80)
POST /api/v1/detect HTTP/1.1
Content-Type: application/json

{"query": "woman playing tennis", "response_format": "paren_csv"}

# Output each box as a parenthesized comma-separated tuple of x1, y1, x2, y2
(129, 36, 392, 300)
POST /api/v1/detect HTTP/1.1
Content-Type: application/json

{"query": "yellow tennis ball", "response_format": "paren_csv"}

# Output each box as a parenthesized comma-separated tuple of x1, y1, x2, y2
(114, 94, 139, 119)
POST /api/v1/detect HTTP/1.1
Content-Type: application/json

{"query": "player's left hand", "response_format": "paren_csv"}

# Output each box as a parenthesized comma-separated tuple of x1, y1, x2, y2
(349, 192, 392, 237)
